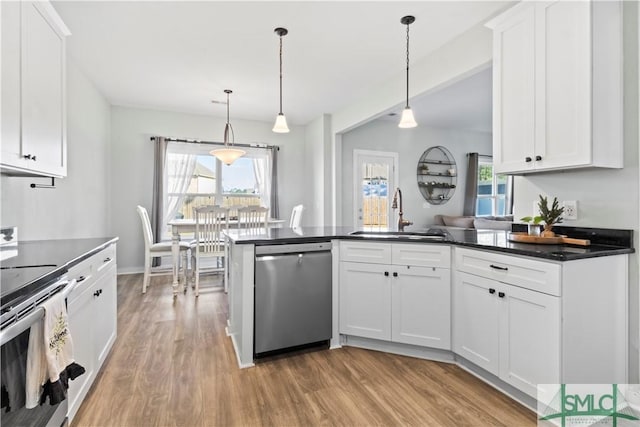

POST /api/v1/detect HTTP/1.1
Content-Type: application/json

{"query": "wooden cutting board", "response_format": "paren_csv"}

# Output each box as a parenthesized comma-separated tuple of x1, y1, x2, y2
(508, 232, 591, 246)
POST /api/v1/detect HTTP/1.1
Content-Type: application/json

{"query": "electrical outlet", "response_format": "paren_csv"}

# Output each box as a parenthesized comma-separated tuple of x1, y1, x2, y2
(563, 200, 578, 220)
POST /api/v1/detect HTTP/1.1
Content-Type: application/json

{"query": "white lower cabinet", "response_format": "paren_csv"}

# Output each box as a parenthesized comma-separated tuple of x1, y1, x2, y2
(454, 247, 627, 399)
(67, 244, 117, 422)
(454, 271, 560, 398)
(339, 242, 451, 350)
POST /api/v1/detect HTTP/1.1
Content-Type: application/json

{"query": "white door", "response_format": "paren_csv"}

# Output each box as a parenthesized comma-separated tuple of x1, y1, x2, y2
(391, 265, 451, 349)
(453, 272, 500, 376)
(499, 283, 561, 398)
(339, 261, 392, 340)
(490, 2, 536, 174)
(353, 150, 398, 231)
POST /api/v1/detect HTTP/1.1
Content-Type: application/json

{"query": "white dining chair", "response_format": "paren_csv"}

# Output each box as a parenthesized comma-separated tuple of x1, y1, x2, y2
(237, 206, 269, 230)
(191, 206, 229, 297)
(289, 204, 304, 228)
(136, 205, 189, 294)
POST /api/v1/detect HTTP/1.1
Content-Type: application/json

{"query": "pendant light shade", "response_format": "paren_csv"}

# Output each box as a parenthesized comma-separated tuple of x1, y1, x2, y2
(399, 107, 417, 128)
(210, 89, 246, 165)
(399, 15, 417, 129)
(272, 27, 290, 133)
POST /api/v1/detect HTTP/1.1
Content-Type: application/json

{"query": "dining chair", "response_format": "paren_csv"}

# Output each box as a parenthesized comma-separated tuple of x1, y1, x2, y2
(226, 204, 245, 221)
(289, 204, 304, 228)
(191, 205, 229, 297)
(136, 205, 189, 294)
(237, 206, 269, 230)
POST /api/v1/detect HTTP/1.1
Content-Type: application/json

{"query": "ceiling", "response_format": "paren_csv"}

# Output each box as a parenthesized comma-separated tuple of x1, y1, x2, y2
(52, 1, 509, 128)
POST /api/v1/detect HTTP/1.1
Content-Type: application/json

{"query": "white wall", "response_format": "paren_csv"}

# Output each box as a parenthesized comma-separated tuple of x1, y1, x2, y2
(110, 106, 305, 272)
(341, 120, 492, 229)
(0, 59, 111, 240)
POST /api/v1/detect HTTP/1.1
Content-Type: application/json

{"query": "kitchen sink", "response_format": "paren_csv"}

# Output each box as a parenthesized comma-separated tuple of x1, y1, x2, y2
(349, 229, 449, 241)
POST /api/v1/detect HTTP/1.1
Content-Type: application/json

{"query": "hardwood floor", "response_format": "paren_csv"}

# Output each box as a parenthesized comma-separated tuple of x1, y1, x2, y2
(71, 274, 535, 427)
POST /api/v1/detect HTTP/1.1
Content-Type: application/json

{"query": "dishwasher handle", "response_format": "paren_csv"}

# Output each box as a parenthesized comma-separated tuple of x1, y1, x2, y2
(255, 242, 332, 256)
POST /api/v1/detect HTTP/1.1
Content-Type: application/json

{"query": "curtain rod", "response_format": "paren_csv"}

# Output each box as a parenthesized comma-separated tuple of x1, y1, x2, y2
(150, 136, 279, 150)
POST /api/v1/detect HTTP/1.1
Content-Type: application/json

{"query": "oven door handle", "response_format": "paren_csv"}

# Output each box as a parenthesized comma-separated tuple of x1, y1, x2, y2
(0, 308, 44, 346)
(0, 279, 77, 346)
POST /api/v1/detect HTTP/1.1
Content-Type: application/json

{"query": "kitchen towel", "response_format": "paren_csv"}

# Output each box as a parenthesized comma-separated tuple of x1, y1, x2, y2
(25, 292, 85, 408)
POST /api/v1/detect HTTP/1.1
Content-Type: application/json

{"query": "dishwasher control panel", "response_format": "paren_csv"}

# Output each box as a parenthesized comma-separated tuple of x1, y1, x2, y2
(255, 241, 332, 256)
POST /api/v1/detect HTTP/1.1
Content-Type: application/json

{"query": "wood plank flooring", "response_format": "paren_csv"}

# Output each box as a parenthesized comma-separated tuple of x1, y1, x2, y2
(71, 274, 535, 427)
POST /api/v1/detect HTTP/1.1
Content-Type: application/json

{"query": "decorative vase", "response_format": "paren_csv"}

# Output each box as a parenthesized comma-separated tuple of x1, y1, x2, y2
(527, 224, 541, 236)
(541, 225, 555, 238)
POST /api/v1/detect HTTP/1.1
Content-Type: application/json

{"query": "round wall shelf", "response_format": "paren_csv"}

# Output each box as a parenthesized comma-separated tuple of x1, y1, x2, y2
(416, 146, 457, 205)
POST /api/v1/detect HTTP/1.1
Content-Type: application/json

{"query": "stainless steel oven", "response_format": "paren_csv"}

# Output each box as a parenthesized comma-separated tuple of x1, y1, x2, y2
(1, 276, 75, 427)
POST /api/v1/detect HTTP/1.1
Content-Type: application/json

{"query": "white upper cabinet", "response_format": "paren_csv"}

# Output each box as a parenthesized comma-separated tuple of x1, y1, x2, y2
(487, 1, 622, 175)
(1, 1, 70, 178)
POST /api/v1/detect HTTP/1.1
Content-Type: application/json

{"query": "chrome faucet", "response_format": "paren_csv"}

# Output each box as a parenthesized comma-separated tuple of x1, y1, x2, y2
(391, 187, 413, 232)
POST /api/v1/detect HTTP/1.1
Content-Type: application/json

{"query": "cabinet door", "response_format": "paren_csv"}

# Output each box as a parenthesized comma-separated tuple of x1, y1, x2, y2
(499, 283, 560, 398)
(339, 262, 391, 340)
(93, 264, 117, 369)
(453, 272, 499, 376)
(534, 1, 591, 171)
(20, 1, 67, 177)
(391, 265, 450, 349)
(67, 280, 97, 423)
(1, 1, 28, 170)
(491, 3, 536, 174)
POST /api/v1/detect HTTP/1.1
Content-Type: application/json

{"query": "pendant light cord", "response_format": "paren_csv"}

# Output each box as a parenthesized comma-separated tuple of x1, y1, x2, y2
(278, 34, 284, 115)
(224, 90, 234, 147)
(405, 22, 410, 109)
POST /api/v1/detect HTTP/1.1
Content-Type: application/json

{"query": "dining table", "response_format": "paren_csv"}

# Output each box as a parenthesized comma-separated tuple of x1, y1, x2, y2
(167, 217, 285, 294)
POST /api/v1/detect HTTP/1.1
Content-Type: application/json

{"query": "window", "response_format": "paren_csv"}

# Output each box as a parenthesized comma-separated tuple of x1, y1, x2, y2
(163, 142, 271, 235)
(476, 158, 508, 216)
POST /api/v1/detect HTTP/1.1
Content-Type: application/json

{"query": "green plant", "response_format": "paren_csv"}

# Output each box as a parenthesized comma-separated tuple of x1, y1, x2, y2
(537, 195, 564, 227)
(520, 215, 543, 225)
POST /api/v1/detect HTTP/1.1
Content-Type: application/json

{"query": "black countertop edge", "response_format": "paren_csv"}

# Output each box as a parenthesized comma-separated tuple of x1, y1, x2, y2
(453, 241, 634, 261)
(226, 227, 633, 262)
(1, 237, 119, 310)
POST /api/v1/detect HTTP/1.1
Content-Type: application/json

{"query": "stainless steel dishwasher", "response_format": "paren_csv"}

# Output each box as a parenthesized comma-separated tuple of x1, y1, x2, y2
(254, 242, 332, 355)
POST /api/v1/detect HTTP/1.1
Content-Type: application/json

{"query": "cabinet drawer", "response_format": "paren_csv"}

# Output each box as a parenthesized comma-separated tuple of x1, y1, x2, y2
(454, 248, 560, 296)
(392, 243, 450, 268)
(340, 241, 391, 265)
(67, 257, 93, 294)
(95, 244, 116, 274)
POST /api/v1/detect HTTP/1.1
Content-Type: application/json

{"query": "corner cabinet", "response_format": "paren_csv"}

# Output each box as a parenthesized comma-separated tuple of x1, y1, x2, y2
(339, 241, 451, 350)
(67, 244, 117, 423)
(1, 1, 70, 178)
(453, 247, 628, 398)
(487, 1, 622, 175)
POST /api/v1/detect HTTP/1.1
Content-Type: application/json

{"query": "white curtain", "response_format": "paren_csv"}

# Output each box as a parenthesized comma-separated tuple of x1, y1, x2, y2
(163, 143, 197, 225)
(251, 148, 272, 212)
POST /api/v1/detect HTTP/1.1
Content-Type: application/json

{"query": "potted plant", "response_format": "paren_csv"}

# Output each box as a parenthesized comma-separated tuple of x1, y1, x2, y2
(522, 195, 564, 237)
(520, 214, 543, 236)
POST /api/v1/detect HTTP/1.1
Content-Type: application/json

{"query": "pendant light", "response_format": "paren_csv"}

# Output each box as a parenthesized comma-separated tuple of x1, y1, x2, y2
(210, 89, 245, 165)
(398, 15, 417, 129)
(272, 27, 290, 133)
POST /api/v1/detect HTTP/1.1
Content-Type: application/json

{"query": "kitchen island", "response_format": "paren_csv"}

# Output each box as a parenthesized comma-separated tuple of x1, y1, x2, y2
(225, 225, 632, 409)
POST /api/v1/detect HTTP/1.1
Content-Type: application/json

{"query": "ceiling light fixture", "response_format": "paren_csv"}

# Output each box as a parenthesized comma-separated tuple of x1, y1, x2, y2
(210, 89, 245, 165)
(272, 27, 290, 133)
(398, 15, 417, 129)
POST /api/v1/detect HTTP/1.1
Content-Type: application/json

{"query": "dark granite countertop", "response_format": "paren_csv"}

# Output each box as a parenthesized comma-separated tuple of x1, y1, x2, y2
(1, 237, 119, 309)
(226, 226, 633, 262)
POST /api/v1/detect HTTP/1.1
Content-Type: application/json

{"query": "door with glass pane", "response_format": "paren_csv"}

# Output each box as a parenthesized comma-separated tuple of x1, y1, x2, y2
(353, 150, 397, 230)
